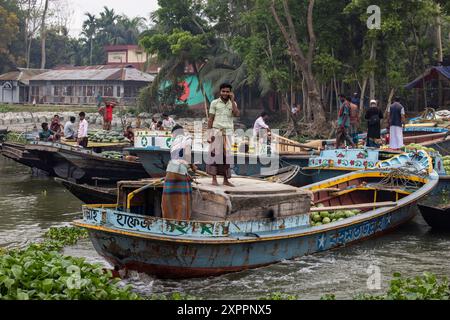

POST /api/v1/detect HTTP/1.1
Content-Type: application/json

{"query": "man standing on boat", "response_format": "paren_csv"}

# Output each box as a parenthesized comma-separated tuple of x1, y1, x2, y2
(388, 97, 406, 150)
(365, 100, 383, 148)
(162, 125, 196, 220)
(64, 116, 76, 140)
(207, 83, 240, 187)
(253, 112, 271, 153)
(77, 112, 89, 148)
(336, 95, 356, 149)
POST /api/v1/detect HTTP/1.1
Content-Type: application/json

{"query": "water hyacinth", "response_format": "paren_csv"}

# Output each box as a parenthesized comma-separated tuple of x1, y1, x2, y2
(0, 227, 140, 300)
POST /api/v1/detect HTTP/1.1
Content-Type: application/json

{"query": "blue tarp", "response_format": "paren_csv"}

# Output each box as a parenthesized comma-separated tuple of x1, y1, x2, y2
(404, 66, 450, 90)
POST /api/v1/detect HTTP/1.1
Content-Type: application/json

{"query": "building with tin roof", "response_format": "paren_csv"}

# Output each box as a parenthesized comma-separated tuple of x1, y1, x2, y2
(28, 65, 154, 106)
(0, 68, 48, 104)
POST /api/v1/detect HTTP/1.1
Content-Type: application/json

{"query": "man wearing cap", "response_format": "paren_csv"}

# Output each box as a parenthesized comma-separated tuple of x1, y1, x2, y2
(365, 99, 384, 148)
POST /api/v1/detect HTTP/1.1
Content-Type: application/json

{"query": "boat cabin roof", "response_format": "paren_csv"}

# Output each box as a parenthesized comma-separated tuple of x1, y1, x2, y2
(192, 177, 302, 195)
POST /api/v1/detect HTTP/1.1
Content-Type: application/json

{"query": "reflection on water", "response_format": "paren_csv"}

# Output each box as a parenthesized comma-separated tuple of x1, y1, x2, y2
(0, 157, 83, 248)
(1, 156, 450, 299)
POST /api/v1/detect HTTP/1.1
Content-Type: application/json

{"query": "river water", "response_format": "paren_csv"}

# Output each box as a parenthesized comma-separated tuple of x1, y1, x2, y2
(1, 156, 450, 300)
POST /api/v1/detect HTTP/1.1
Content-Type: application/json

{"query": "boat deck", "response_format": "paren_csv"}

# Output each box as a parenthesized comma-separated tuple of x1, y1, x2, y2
(193, 177, 303, 195)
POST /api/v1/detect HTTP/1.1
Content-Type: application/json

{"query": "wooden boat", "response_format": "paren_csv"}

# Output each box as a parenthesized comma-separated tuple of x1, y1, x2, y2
(417, 175, 450, 230)
(418, 203, 450, 231)
(56, 147, 149, 182)
(1, 141, 57, 175)
(25, 142, 85, 180)
(56, 178, 117, 204)
(73, 152, 438, 279)
(60, 138, 131, 152)
(25, 141, 149, 183)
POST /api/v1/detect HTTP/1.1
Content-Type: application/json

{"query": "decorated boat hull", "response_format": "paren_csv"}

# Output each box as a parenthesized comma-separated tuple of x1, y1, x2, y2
(74, 168, 438, 279)
(81, 204, 417, 278)
(129, 147, 297, 179)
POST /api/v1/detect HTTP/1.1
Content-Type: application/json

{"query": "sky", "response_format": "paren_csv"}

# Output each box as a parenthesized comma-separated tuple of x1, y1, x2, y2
(68, 0, 159, 36)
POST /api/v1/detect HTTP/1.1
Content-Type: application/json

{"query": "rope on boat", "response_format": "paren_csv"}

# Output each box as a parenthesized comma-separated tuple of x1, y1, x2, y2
(371, 167, 426, 191)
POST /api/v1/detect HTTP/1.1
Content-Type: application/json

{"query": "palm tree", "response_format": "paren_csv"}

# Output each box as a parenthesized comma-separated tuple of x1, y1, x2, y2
(81, 13, 97, 65)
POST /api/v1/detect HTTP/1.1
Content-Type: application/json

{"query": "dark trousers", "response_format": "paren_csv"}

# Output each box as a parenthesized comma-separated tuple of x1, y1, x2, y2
(78, 137, 88, 148)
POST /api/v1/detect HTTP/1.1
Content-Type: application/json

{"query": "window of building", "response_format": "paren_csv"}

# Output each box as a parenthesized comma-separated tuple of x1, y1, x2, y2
(116, 86, 122, 97)
(54, 86, 60, 96)
(104, 86, 113, 97)
(86, 86, 93, 97)
(124, 86, 139, 97)
(31, 86, 40, 96)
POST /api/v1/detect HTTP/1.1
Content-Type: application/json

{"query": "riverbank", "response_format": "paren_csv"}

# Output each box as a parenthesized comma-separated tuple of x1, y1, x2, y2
(0, 109, 206, 133)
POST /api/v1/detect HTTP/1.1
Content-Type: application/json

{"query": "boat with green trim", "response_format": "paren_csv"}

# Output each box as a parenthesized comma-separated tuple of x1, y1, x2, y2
(73, 151, 438, 278)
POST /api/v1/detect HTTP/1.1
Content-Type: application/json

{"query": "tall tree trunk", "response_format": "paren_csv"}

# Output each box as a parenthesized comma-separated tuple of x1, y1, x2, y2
(90, 37, 93, 65)
(26, 38, 32, 68)
(387, 88, 395, 110)
(193, 62, 210, 119)
(369, 40, 376, 100)
(270, 0, 327, 136)
(40, 0, 49, 69)
(436, 11, 443, 63)
(301, 76, 306, 120)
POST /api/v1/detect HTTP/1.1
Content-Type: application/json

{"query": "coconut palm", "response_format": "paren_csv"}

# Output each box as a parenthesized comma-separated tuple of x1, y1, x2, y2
(81, 13, 97, 65)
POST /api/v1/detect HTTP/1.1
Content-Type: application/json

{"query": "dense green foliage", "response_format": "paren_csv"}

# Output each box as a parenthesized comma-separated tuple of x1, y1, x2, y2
(0, 0, 449, 131)
(0, 226, 140, 300)
(355, 272, 450, 300)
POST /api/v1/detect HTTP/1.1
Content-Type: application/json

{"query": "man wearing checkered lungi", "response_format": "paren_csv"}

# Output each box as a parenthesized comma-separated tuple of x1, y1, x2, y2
(206, 83, 240, 187)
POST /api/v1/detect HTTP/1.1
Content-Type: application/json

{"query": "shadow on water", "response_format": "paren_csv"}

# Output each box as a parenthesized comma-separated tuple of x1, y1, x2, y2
(1, 156, 450, 299)
(0, 157, 83, 248)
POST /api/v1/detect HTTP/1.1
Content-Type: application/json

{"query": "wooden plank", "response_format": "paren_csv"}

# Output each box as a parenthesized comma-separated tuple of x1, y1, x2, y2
(310, 201, 397, 212)
(311, 188, 341, 193)
(331, 187, 411, 197)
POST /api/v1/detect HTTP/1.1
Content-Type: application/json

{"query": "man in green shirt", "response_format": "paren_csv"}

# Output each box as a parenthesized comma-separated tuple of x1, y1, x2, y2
(39, 122, 56, 142)
(207, 83, 240, 186)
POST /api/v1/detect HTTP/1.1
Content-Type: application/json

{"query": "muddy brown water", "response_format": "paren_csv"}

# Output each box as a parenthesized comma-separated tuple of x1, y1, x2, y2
(1, 156, 449, 299)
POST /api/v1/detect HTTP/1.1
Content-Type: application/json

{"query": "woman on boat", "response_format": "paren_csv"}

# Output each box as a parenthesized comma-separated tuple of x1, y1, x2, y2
(365, 99, 384, 148)
(49, 115, 63, 140)
(161, 124, 196, 220)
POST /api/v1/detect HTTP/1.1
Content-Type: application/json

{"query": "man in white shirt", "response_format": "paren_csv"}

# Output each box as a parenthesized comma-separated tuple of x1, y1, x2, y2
(253, 112, 270, 138)
(77, 112, 89, 148)
(64, 116, 76, 140)
(162, 113, 176, 130)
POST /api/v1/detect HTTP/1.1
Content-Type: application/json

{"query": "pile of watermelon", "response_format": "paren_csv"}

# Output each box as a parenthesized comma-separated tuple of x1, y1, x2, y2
(310, 203, 362, 227)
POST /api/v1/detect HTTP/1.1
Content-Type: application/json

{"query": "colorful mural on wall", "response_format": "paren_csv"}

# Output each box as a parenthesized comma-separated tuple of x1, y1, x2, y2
(164, 75, 214, 109)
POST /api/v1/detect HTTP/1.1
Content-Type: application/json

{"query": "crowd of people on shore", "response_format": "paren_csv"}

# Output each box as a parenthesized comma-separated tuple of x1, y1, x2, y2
(336, 93, 406, 151)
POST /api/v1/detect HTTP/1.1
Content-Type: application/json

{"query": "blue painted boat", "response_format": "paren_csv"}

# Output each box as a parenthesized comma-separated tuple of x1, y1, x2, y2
(73, 153, 438, 278)
(130, 130, 314, 182)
